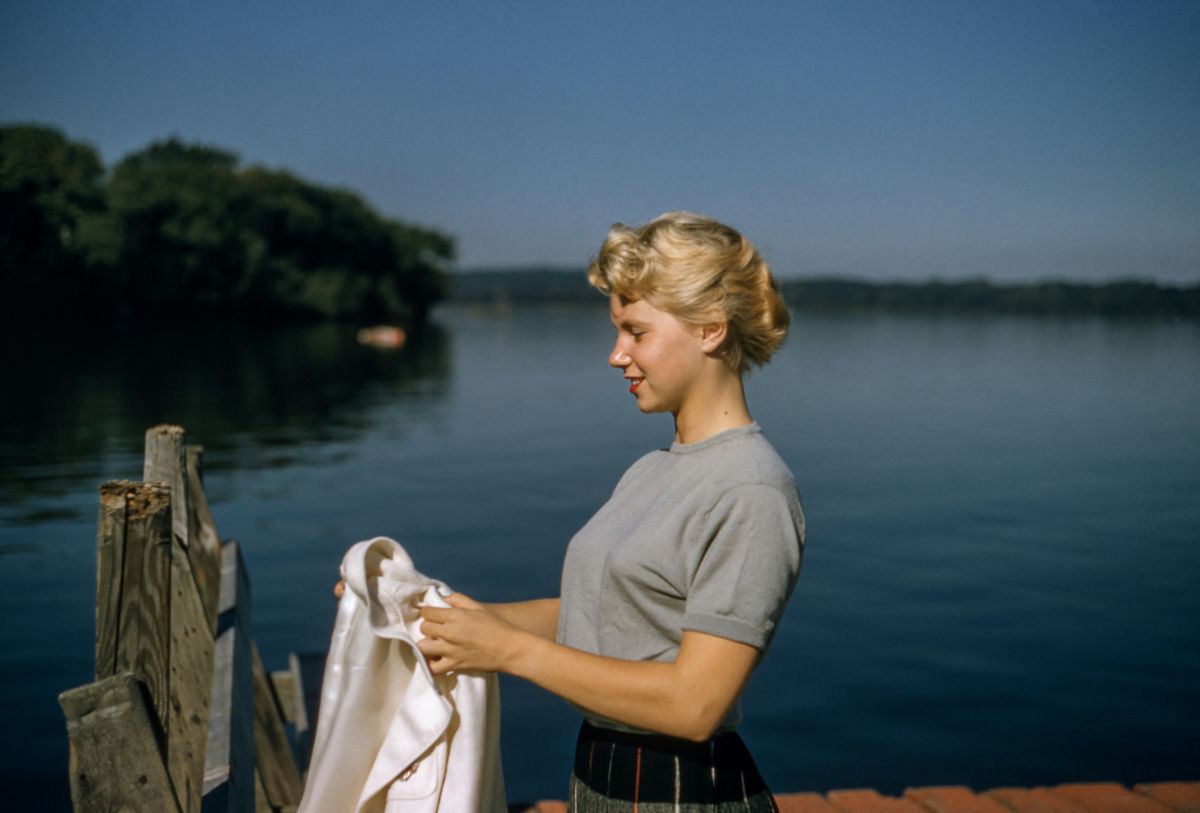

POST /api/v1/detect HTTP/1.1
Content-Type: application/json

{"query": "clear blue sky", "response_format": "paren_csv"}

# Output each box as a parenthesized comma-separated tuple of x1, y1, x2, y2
(3, 0, 1197, 281)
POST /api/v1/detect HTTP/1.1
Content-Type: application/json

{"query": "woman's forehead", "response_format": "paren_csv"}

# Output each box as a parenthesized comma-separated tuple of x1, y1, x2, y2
(609, 293, 657, 323)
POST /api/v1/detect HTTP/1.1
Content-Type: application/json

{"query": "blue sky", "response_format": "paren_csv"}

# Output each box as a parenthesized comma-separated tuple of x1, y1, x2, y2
(3, 0, 1198, 281)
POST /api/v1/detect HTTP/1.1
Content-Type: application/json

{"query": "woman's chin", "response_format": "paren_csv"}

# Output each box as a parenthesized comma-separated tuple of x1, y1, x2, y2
(633, 397, 668, 415)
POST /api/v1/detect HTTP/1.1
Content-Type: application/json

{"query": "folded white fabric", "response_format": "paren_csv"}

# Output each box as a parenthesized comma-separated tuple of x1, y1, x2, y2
(298, 536, 506, 813)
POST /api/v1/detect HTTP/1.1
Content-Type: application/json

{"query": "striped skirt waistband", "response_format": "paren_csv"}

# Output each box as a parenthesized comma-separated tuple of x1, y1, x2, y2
(570, 720, 775, 807)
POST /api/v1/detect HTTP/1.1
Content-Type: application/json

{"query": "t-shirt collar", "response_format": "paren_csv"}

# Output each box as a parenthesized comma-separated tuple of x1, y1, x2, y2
(669, 422, 761, 455)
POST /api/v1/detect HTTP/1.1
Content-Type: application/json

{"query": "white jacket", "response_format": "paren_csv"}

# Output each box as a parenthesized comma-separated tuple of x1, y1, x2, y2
(298, 537, 506, 813)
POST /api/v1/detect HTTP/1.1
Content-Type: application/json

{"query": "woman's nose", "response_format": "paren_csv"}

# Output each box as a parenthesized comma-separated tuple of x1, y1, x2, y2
(609, 341, 631, 368)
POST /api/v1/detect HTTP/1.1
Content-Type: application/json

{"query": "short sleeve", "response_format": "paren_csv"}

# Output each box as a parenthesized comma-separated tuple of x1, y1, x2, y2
(681, 483, 805, 650)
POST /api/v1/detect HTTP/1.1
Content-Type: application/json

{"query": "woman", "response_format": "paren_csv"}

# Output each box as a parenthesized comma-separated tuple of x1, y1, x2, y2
(418, 211, 805, 811)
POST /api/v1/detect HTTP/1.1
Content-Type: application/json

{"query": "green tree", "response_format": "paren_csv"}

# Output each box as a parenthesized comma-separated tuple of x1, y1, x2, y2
(92, 138, 249, 307)
(387, 220, 453, 323)
(236, 165, 453, 321)
(2, 127, 453, 323)
(0, 124, 104, 308)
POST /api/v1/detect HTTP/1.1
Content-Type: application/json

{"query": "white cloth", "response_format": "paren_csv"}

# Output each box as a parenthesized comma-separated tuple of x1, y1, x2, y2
(298, 537, 506, 813)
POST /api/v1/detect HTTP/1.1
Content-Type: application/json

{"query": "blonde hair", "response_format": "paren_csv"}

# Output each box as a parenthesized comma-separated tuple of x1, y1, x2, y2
(587, 211, 790, 373)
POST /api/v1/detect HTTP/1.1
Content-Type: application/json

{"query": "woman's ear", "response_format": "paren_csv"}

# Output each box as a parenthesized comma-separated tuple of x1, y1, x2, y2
(699, 318, 728, 354)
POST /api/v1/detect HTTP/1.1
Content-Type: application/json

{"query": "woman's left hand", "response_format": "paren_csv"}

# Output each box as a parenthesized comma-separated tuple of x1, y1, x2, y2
(417, 592, 523, 676)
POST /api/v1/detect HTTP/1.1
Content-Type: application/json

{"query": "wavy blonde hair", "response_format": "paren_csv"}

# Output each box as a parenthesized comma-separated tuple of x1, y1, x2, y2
(587, 211, 790, 373)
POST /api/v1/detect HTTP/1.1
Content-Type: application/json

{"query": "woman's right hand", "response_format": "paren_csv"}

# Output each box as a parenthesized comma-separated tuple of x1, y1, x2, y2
(333, 579, 346, 598)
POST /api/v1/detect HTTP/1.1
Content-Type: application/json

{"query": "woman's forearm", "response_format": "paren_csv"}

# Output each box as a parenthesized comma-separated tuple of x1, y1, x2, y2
(506, 630, 757, 742)
(419, 596, 756, 740)
(485, 597, 560, 641)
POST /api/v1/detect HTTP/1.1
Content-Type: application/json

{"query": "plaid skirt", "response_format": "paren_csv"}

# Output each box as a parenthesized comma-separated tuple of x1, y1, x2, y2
(566, 721, 779, 813)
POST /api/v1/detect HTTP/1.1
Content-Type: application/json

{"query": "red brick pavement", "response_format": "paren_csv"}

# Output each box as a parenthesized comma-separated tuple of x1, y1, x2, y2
(510, 780, 1200, 813)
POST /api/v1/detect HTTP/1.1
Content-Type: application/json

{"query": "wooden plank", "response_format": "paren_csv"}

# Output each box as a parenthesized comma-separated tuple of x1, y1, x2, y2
(186, 443, 222, 632)
(145, 425, 190, 549)
(94, 480, 132, 680)
(93, 481, 173, 735)
(269, 671, 297, 725)
(145, 428, 222, 636)
(59, 672, 183, 813)
(253, 768, 271, 813)
(202, 541, 255, 813)
(289, 651, 326, 772)
(252, 643, 304, 809)
(169, 542, 217, 813)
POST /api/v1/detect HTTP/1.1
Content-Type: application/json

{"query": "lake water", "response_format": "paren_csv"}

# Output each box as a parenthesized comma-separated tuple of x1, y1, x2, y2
(2, 303, 1198, 808)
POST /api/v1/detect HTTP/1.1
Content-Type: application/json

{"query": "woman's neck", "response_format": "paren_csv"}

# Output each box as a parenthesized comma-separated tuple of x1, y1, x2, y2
(673, 373, 752, 445)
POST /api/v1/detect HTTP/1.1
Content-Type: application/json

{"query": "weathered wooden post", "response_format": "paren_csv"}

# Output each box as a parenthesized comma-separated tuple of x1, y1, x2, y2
(203, 541, 255, 812)
(271, 652, 327, 774)
(252, 642, 305, 809)
(147, 426, 221, 811)
(60, 425, 306, 813)
(61, 480, 181, 813)
(59, 673, 182, 812)
(145, 425, 222, 627)
(93, 481, 174, 723)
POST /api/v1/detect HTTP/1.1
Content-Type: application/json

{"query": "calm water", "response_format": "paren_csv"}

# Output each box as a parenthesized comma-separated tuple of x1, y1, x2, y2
(2, 304, 1198, 808)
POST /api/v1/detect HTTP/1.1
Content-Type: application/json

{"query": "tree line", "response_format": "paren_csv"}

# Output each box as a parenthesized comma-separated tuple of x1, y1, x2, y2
(451, 269, 1200, 317)
(0, 124, 453, 324)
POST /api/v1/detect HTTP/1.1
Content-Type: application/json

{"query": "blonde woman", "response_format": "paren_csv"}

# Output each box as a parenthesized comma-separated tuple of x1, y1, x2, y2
(418, 212, 805, 811)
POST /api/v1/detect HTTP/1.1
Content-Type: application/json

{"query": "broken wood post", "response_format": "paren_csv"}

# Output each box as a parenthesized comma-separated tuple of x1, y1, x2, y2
(252, 642, 304, 809)
(201, 540, 255, 813)
(144, 424, 222, 628)
(63, 426, 310, 813)
(94, 481, 173, 733)
(186, 442, 223, 625)
(59, 673, 183, 813)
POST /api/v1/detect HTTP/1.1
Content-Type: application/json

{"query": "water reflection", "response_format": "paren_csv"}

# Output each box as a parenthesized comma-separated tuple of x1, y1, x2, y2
(0, 319, 453, 517)
(3, 306, 1198, 806)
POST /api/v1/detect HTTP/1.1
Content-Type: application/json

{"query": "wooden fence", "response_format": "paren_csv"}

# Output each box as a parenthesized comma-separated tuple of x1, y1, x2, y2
(58, 425, 323, 813)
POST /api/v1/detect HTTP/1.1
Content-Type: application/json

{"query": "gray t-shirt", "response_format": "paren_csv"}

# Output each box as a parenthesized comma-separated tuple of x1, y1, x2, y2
(557, 422, 805, 732)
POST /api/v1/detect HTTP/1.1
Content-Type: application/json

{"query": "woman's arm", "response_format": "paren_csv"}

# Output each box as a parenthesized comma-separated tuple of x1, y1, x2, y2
(483, 597, 560, 641)
(334, 581, 560, 641)
(418, 594, 757, 742)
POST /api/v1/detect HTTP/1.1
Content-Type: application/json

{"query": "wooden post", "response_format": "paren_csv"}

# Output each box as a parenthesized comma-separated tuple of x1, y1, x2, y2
(144, 425, 222, 630)
(186, 443, 222, 631)
(94, 481, 173, 734)
(268, 670, 298, 726)
(202, 541, 255, 813)
(252, 642, 304, 808)
(65, 427, 309, 813)
(144, 426, 189, 550)
(288, 651, 326, 773)
(59, 673, 183, 813)
(169, 532, 216, 813)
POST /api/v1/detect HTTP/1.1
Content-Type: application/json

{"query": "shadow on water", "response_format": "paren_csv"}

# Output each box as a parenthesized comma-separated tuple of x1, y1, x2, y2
(0, 317, 453, 517)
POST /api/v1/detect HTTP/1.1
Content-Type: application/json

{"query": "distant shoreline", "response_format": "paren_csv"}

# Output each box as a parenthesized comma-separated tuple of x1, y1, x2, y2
(448, 268, 1200, 317)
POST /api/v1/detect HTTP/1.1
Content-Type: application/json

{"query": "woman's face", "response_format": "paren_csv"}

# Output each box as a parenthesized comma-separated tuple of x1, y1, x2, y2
(608, 294, 708, 416)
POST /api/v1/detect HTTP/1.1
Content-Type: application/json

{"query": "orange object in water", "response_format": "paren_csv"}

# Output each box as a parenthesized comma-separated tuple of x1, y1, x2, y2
(356, 325, 407, 349)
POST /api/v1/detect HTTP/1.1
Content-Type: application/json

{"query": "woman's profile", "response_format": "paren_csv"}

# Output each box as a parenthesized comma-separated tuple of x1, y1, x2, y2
(416, 211, 806, 810)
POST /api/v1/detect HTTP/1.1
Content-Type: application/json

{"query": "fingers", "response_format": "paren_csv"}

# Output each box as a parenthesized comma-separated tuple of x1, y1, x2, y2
(444, 592, 483, 610)
(333, 579, 346, 598)
(420, 605, 454, 622)
(416, 636, 449, 658)
(418, 618, 446, 639)
(416, 636, 456, 675)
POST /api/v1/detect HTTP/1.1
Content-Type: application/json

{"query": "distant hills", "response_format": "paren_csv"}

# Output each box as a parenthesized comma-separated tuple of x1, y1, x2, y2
(448, 268, 1200, 317)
